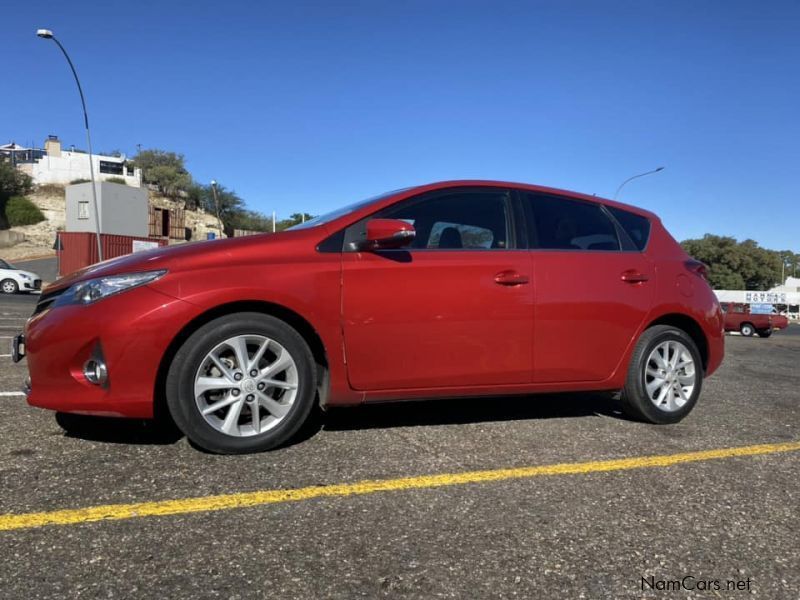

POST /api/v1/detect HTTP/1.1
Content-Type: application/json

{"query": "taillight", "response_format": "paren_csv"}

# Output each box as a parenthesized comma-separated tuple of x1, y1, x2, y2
(685, 259, 709, 280)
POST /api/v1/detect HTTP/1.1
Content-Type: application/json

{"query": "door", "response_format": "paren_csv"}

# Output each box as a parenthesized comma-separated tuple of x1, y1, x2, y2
(341, 188, 533, 391)
(522, 192, 655, 383)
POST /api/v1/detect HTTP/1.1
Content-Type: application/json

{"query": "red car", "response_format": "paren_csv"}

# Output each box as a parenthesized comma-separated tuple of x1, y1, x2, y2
(720, 303, 789, 337)
(14, 181, 724, 454)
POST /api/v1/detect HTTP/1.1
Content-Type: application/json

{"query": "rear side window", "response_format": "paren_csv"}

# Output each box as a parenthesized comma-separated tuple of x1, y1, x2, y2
(525, 194, 620, 251)
(607, 206, 651, 251)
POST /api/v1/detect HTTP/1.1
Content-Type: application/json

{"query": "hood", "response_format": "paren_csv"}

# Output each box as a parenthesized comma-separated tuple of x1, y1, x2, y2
(48, 229, 316, 292)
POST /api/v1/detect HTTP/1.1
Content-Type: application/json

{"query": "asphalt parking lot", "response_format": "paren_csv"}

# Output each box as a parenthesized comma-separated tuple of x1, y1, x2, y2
(0, 293, 798, 599)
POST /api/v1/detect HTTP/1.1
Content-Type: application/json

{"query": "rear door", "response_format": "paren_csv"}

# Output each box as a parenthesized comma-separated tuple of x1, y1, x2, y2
(341, 187, 534, 391)
(522, 192, 655, 383)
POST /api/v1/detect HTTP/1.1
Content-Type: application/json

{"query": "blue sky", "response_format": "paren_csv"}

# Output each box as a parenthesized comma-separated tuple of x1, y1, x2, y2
(4, 1, 799, 250)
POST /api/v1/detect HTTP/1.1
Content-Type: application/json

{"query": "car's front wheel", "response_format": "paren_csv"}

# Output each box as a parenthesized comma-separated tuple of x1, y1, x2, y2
(757, 329, 773, 338)
(620, 325, 703, 424)
(740, 323, 755, 337)
(166, 313, 317, 454)
(1, 279, 18, 294)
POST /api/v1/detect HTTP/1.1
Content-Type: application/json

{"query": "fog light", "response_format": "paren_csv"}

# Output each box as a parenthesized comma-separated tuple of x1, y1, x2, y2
(83, 359, 108, 385)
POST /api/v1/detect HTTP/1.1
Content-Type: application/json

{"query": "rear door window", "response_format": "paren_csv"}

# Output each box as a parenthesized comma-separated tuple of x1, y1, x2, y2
(607, 206, 651, 251)
(525, 194, 620, 251)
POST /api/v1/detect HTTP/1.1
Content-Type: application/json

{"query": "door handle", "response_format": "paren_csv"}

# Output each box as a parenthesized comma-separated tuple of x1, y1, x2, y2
(494, 270, 530, 286)
(621, 270, 649, 283)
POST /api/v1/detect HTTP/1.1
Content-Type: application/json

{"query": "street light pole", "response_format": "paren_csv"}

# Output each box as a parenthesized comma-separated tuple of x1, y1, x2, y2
(210, 180, 224, 238)
(37, 29, 103, 261)
(614, 166, 665, 200)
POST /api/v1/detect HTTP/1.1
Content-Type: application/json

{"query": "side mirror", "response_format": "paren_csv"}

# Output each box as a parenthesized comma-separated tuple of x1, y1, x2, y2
(360, 218, 416, 251)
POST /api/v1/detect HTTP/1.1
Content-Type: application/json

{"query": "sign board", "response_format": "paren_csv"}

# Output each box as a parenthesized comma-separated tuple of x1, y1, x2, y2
(744, 291, 788, 304)
(714, 290, 799, 305)
(132, 239, 160, 253)
(750, 303, 773, 314)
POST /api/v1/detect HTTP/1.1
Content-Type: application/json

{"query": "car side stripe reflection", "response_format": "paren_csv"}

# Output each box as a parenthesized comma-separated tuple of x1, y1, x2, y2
(1, 440, 799, 532)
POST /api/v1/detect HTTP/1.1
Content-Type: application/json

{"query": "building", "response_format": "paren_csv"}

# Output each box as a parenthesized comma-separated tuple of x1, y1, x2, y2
(715, 277, 800, 320)
(2, 135, 142, 187)
(66, 181, 149, 237)
(770, 276, 800, 294)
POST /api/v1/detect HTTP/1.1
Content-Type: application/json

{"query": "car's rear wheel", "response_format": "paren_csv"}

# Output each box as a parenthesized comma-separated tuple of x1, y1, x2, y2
(1, 279, 18, 294)
(166, 313, 316, 454)
(620, 325, 703, 424)
(757, 329, 773, 338)
(740, 323, 755, 337)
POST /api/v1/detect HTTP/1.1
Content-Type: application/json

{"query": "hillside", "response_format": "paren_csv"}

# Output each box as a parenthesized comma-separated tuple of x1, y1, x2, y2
(2, 184, 223, 261)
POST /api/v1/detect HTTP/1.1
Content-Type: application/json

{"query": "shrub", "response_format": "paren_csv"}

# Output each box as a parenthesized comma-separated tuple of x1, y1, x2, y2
(6, 196, 45, 226)
(70, 178, 91, 185)
(36, 183, 65, 196)
(105, 177, 127, 185)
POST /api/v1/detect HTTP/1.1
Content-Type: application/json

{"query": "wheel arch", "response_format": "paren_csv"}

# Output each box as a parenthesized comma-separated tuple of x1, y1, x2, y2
(153, 300, 330, 423)
(645, 313, 709, 371)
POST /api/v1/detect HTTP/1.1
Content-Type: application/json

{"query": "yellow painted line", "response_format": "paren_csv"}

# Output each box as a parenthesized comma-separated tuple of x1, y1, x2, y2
(2, 440, 799, 532)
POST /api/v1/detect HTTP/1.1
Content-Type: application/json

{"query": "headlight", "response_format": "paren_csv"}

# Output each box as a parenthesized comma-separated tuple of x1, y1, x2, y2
(55, 270, 167, 306)
(19, 274, 32, 281)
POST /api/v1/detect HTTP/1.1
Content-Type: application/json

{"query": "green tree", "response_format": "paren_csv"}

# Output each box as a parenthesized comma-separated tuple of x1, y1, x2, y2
(184, 182, 206, 211)
(681, 234, 783, 290)
(229, 209, 273, 233)
(0, 159, 34, 229)
(196, 182, 245, 236)
(275, 212, 315, 231)
(131, 149, 191, 198)
(778, 250, 800, 280)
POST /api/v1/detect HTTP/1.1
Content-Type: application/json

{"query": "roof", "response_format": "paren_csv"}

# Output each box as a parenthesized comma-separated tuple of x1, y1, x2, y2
(0, 142, 30, 151)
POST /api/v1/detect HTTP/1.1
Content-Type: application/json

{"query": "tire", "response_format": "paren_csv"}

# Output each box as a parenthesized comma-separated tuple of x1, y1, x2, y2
(166, 313, 317, 454)
(1, 279, 18, 294)
(740, 323, 755, 337)
(757, 329, 773, 338)
(619, 325, 703, 424)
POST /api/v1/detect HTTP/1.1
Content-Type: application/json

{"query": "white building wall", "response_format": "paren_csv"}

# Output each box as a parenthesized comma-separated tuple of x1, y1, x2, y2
(66, 182, 149, 237)
(770, 276, 800, 293)
(26, 151, 142, 187)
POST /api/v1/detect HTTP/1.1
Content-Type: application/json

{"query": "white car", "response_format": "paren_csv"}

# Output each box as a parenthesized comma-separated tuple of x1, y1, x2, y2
(0, 259, 42, 294)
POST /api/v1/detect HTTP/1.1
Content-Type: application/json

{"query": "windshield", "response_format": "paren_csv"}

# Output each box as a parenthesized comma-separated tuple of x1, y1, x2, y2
(0, 259, 16, 270)
(289, 188, 411, 230)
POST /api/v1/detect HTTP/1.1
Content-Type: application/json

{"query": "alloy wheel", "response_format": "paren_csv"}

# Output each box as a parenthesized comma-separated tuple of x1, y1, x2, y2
(194, 334, 299, 437)
(643, 340, 697, 412)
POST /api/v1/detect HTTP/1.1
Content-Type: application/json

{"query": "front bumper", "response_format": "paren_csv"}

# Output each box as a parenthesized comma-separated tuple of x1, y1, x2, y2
(19, 279, 42, 291)
(23, 285, 196, 418)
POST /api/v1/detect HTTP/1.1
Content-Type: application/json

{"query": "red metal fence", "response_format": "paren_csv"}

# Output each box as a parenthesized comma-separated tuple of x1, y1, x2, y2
(57, 232, 168, 277)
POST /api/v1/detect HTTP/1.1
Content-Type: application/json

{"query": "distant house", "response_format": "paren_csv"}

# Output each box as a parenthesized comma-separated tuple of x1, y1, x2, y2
(2, 135, 142, 187)
(770, 276, 800, 294)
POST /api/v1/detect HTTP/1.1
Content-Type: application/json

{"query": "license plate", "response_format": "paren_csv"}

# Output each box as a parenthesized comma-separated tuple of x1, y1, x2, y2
(11, 334, 25, 363)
